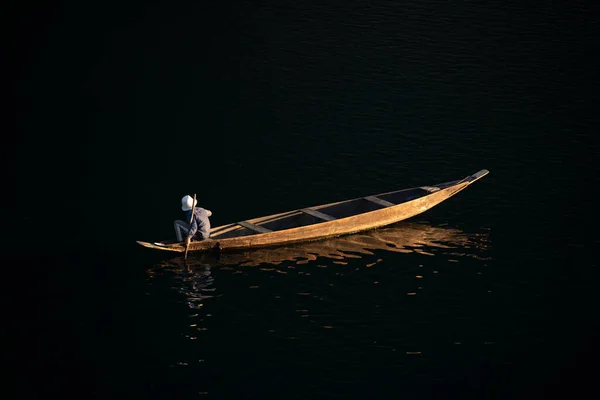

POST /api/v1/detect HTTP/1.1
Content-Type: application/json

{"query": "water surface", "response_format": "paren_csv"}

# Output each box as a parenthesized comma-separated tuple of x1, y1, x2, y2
(14, 0, 598, 398)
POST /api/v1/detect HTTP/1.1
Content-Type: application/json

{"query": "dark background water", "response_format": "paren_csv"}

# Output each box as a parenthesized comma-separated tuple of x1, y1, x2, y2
(12, 0, 599, 398)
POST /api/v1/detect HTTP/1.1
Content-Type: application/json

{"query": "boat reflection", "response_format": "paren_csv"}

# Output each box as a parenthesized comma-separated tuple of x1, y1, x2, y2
(196, 221, 490, 267)
(148, 261, 217, 309)
(145, 222, 490, 334)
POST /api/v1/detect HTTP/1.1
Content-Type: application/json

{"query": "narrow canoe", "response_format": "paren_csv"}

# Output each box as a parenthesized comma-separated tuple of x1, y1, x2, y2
(137, 169, 489, 253)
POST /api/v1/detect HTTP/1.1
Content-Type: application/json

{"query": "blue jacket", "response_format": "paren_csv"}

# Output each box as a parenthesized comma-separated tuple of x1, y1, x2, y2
(185, 207, 212, 240)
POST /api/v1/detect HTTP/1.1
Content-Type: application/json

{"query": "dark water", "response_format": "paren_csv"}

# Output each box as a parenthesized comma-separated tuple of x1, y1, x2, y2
(13, 0, 599, 398)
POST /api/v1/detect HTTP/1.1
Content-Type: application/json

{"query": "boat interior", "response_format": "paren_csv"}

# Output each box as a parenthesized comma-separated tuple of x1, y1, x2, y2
(208, 179, 461, 240)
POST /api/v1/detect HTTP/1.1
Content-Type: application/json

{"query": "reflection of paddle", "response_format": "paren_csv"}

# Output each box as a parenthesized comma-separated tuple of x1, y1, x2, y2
(184, 193, 196, 260)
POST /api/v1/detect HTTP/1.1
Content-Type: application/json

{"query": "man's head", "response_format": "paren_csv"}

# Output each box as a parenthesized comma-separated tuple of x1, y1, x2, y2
(181, 195, 197, 211)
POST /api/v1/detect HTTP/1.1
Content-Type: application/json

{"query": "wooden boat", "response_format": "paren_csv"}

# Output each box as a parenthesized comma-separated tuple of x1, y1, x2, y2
(137, 169, 489, 254)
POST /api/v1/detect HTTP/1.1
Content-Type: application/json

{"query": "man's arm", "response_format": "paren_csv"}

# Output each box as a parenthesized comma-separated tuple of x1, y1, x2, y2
(187, 214, 198, 241)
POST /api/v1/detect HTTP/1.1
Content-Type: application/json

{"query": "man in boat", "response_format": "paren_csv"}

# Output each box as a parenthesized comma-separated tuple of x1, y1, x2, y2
(174, 195, 212, 245)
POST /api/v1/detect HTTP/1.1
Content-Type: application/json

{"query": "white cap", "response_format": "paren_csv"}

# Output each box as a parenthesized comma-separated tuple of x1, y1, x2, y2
(181, 195, 197, 211)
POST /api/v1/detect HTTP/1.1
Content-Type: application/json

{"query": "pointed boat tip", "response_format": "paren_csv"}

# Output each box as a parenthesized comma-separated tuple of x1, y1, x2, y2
(136, 240, 153, 249)
(468, 169, 489, 183)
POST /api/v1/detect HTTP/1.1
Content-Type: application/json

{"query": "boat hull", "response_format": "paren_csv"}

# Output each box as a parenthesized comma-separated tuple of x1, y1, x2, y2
(137, 170, 487, 254)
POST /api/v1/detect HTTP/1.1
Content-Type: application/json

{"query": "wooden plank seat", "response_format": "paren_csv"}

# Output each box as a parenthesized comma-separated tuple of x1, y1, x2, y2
(300, 208, 336, 221)
(237, 220, 272, 234)
(364, 196, 395, 207)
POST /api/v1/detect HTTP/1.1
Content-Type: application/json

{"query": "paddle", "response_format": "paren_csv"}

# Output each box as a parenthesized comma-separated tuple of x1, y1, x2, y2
(184, 193, 196, 260)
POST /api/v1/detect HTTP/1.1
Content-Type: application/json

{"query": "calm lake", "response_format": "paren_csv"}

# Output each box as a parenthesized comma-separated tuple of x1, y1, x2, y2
(15, 0, 598, 399)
